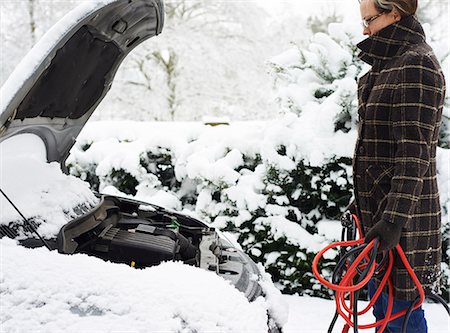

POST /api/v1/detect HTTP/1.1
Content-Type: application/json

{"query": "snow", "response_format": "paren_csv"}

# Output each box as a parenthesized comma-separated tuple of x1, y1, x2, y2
(283, 295, 450, 333)
(437, 147, 450, 222)
(256, 215, 327, 253)
(0, 238, 273, 332)
(0, 134, 98, 238)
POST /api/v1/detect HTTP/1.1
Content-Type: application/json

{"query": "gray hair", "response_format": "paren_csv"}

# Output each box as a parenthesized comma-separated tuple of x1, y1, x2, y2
(373, 0, 418, 17)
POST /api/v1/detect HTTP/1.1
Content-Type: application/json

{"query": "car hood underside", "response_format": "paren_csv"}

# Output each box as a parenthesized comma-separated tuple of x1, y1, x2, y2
(0, 0, 164, 165)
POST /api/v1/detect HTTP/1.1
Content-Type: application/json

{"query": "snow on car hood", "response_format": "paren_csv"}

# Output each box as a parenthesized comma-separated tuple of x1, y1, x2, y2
(0, 0, 163, 165)
(0, 238, 273, 332)
(0, 134, 99, 238)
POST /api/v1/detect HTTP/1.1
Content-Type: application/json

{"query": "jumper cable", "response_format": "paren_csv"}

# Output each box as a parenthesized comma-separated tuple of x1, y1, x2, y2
(312, 214, 449, 333)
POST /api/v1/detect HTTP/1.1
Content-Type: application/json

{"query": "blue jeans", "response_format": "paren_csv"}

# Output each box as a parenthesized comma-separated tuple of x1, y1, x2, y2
(368, 280, 427, 332)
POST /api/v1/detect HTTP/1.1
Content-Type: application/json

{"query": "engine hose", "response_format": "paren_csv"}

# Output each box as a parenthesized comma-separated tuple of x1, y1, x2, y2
(177, 232, 198, 261)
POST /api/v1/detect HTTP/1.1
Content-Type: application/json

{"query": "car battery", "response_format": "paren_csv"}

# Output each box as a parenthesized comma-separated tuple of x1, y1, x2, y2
(93, 224, 179, 267)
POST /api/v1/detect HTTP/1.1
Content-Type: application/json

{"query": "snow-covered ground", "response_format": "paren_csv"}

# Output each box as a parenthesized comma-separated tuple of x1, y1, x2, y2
(283, 295, 450, 333)
(1, 238, 448, 332)
(1, 238, 448, 333)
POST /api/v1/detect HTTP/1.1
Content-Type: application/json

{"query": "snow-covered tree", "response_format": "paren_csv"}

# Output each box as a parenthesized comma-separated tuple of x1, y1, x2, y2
(92, 0, 283, 121)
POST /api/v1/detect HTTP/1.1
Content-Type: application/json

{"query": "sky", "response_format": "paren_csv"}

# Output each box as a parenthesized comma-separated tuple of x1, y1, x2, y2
(257, 0, 359, 19)
(256, 0, 450, 37)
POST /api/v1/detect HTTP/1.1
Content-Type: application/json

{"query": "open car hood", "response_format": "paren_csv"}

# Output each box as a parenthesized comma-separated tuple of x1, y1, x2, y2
(0, 0, 163, 165)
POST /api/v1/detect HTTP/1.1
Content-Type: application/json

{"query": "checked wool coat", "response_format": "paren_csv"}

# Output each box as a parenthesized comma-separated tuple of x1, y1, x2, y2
(353, 15, 446, 301)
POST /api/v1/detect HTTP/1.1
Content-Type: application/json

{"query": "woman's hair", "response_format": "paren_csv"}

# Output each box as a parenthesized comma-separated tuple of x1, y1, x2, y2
(373, 0, 418, 17)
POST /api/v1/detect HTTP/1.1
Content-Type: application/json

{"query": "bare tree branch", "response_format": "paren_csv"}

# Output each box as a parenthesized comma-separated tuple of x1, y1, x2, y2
(28, 0, 37, 45)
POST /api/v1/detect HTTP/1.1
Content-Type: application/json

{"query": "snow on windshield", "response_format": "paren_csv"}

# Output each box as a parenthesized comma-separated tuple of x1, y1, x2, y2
(0, 134, 98, 238)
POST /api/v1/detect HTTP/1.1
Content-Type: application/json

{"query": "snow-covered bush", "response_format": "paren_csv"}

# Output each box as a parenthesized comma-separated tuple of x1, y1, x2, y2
(68, 119, 350, 297)
(68, 123, 449, 299)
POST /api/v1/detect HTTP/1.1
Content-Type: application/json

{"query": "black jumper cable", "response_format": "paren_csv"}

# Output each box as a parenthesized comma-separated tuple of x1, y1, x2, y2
(312, 213, 449, 333)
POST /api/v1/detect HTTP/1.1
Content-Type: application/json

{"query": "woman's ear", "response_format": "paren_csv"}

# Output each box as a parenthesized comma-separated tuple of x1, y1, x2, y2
(391, 8, 401, 21)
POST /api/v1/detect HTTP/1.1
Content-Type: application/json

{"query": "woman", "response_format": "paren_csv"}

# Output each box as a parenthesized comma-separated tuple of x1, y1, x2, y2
(353, 0, 446, 331)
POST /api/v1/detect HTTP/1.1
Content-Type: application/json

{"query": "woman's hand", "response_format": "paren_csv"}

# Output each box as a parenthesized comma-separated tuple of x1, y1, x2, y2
(364, 220, 402, 251)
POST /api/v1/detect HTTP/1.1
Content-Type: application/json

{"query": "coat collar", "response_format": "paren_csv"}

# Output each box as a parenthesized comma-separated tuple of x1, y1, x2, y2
(357, 15, 426, 66)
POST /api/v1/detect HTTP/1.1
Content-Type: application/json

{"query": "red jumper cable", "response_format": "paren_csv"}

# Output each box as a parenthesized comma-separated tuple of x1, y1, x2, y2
(311, 214, 449, 333)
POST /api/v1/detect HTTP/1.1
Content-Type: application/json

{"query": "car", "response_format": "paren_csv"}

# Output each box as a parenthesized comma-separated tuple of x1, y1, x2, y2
(0, 0, 283, 332)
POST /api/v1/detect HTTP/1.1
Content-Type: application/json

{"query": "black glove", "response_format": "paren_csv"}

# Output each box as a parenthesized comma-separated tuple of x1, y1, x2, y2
(364, 220, 402, 251)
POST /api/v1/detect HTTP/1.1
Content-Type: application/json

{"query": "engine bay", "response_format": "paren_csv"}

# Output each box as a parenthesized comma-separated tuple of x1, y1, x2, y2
(56, 195, 263, 301)
(58, 196, 210, 266)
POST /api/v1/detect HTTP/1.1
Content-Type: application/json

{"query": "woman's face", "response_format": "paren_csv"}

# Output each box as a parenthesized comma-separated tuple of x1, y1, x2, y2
(360, 0, 400, 36)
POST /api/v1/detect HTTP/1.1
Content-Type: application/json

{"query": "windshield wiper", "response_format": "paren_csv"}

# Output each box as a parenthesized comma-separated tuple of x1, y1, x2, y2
(0, 187, 51, 250)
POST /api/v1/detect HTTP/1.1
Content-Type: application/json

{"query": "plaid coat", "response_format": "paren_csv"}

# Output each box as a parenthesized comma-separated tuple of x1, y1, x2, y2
(354, 16, 446, 301)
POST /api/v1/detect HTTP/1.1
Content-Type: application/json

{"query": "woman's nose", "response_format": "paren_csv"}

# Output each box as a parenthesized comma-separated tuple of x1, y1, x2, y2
(363, 26, 371, 36)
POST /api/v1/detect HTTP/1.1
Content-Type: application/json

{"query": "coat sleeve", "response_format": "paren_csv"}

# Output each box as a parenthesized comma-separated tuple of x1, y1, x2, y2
(381, 53, 443, 228)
